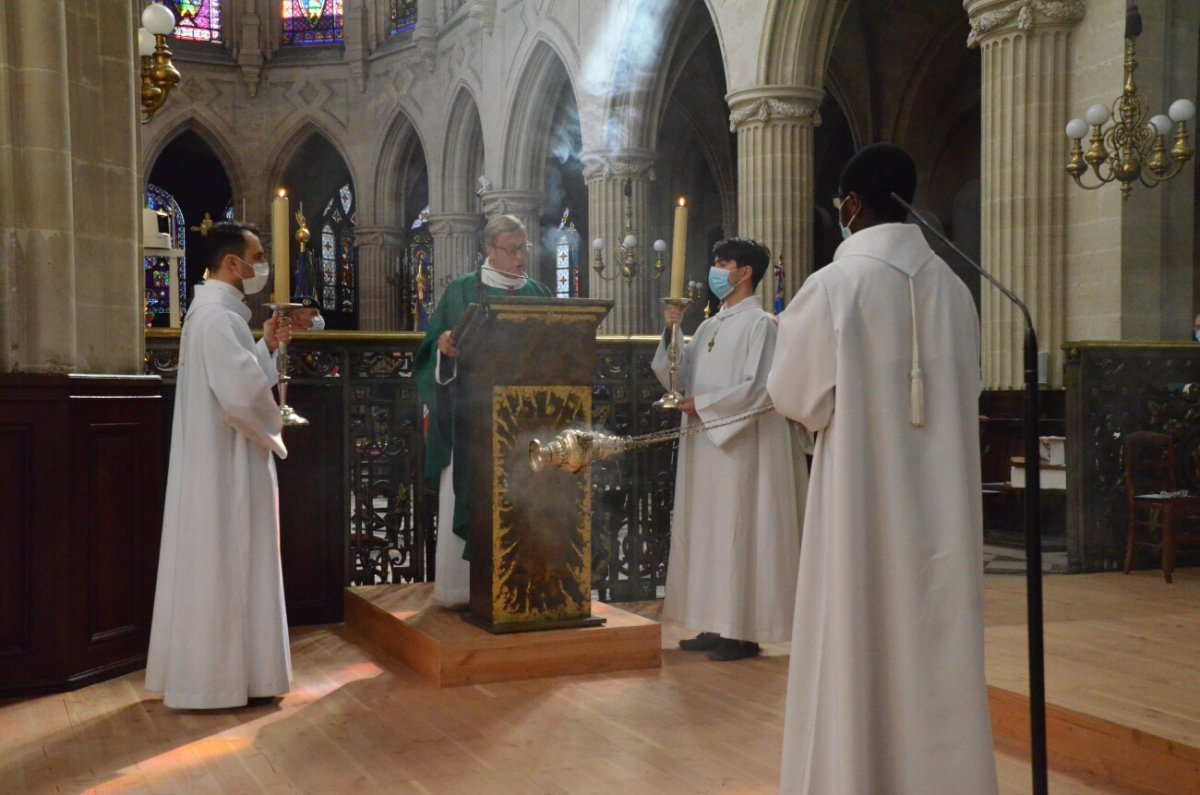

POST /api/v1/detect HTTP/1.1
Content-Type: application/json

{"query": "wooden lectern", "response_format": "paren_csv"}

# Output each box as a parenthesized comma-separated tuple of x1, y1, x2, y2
(452, 296, 613, 633)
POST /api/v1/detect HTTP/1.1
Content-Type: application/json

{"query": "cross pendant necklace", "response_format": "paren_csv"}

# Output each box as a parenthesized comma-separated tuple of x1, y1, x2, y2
(706, 317, 725, 352)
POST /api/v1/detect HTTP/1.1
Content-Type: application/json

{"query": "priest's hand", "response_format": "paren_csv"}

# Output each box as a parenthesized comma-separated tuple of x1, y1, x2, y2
(679, 396, 698, 418)
(264, 314, 294, 353)
(437, 329, 460, 358)
(662, 303, 687, 329)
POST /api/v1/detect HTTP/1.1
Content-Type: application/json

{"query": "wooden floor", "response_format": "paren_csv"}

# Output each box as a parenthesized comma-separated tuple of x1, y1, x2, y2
(3, 570, 1196, 794)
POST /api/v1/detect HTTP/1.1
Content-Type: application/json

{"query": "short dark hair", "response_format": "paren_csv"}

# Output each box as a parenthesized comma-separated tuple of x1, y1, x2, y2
(711, 238, 771, 289)
(203, 222, 260, 273)
(838, 143, 916, 223)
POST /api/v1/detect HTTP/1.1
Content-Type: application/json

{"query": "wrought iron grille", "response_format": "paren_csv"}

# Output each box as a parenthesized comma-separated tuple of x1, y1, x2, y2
(145, 330, 675, 602)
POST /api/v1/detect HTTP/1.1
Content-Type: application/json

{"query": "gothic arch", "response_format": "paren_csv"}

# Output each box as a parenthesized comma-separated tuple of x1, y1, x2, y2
(265, 116, 358, 203)
(440, 85, 485, 214)
(760, 0, 851, 89)
(142, 116, 245, 203)
(500, 38, 577, 190)
(372, 107, 429, 228)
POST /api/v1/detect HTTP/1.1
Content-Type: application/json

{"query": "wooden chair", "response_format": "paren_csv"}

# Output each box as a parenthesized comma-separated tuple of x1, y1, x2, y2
(1122, 431, 1200, 582)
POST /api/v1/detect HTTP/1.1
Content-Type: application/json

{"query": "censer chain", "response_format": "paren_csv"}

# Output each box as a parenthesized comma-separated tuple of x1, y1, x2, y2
(618, 403, 776, 451)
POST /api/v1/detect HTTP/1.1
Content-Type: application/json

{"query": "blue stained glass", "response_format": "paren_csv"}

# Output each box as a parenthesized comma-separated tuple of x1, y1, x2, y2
(163, 0, 223, 43)
(387, 0, 417, 36)
(144, 184, 188, 325)
(282, 0, 344, 46)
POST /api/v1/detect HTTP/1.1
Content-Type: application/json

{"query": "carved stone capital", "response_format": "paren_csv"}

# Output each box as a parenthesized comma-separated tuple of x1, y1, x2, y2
(427, 212, 483, 238)
(965, 0, 1086, 48)
(479, 189, 542, 218)
(354, 226, 405, 248)
(580, 149, 657, 182)
(726, 85, 824, 133)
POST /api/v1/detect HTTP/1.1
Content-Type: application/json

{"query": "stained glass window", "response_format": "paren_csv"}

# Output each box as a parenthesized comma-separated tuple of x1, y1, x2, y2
(282, 0, 344, 46)
(319, 183, 356, 321)
(163, 1, 223, 43)
(554, 209, 579, 298)
(144, 184, 188, 326)
(387, 0, 417, 36)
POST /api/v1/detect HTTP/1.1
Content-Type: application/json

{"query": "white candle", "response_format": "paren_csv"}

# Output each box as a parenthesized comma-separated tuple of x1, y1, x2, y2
(168, 255, 180, 328)
(272, 189, 289, 303)
(670, 197, 688, 298)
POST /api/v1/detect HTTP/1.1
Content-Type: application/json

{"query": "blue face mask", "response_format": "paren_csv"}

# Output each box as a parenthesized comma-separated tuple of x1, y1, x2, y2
(1195, 329, 1200, 343)
(839, 207, 860, 240)
(708, 266, 735, 300)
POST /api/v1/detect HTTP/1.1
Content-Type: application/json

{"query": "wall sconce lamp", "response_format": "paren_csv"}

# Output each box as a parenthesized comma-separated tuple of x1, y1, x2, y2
(1064, 3, 1193, 199)
(591, 178, 667, 282)
(139, 3, 180, 123)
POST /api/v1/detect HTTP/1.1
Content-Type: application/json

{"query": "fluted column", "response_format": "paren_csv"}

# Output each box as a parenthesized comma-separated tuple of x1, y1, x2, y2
(0, 1, 140, 374)
(582, 149, 657, 334)
(728, 86, 823, 305)
(967, 0, 1085, 389)
(427, 212, 483, 285)
(355, 226, 404, 330)
(479, 188, 542, 271)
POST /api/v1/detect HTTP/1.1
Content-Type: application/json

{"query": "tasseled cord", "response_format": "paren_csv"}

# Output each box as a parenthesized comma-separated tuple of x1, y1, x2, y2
(908, 276, 924, 427)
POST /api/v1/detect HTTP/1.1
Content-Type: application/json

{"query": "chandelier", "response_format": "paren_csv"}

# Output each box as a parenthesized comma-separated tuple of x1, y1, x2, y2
(590, 178, 667, 282)
(138, 3, 181, 123)
(1064, 3, 1193, 199)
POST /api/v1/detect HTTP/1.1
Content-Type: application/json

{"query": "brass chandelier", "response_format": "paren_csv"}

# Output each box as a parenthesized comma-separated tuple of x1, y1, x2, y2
(1064, 4, 1193, 200)
(138, 3, 181, 123)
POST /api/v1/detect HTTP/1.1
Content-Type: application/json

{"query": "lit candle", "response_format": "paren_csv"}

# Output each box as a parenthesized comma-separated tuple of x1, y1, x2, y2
(272, 188, 289, 303)
(670, 197, 688, 298)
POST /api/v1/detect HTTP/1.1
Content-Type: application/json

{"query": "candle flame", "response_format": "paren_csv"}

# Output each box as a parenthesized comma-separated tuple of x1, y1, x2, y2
(277, 188, 287, 198)
(677, 197, 686, 207)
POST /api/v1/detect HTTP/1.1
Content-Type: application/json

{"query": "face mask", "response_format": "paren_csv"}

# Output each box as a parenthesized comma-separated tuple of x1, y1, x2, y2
(310, 314, 325, 332)
(236, 257, 271, 295)
(1194, 329, 1200, 342)
(708, 266, 735, 300)
(839, 207, 860, 241)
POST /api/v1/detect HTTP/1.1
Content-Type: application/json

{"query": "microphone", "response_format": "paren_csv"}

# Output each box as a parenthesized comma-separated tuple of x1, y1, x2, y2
(890, 191, 1049, 795)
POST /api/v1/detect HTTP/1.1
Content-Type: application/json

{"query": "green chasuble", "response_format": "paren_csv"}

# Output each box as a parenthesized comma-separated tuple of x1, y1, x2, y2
(414, 270, 554, 552)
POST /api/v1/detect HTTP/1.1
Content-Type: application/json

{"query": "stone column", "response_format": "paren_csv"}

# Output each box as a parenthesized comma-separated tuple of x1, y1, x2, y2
(479, 188, 542, 271)
(727, 86, 824, 306)
(0, 1, 140, 374)
(355, 225, 404, 330)
(428, 211, 483, 285)
(966, 0, 1085, 388)
(582, 149, 657, 334)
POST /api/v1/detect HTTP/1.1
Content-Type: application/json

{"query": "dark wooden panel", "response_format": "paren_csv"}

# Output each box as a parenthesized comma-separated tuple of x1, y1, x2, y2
(66, 378, 163, 686)
(0, 425, 33, 657)
(0, 378, 70, 693)
(277, 385, 345, 626)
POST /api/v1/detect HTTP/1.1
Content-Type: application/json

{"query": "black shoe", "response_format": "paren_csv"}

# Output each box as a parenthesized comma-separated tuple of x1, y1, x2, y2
(678, 632, 722, 651)
(707, 640, 761, 661)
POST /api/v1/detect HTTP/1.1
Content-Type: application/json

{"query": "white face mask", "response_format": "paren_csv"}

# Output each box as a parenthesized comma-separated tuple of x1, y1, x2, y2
(310, 314, 325, 331)
(236, 257, 271, 295)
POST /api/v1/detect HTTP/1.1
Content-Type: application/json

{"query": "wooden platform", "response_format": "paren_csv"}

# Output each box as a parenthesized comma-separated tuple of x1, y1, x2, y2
(344, 584, 661, 687)
(984, 569, 1200, 794)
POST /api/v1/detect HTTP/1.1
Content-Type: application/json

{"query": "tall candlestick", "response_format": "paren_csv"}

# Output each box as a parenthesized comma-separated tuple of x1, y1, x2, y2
(168, 255, 181, 328)
(670, 197, 688, 298)
(272, 188, 290, 303)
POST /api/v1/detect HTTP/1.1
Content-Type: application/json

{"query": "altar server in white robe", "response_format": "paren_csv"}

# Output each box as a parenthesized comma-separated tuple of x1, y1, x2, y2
(768, 144, 997, 793)
(147, 222, 296, 709)
(653, 238, 809, 662)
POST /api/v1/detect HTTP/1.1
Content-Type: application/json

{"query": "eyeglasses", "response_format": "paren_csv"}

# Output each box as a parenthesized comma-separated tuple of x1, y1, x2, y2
(491, 242, 533, 256)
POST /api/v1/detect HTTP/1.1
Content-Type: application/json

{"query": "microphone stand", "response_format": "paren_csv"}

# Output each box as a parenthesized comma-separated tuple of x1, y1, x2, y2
(891, 193, 1047, 795)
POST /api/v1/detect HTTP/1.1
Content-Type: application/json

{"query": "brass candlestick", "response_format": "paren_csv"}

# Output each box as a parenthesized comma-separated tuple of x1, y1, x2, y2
(654, 297, 693, 410)
(264, 302, 309, 427)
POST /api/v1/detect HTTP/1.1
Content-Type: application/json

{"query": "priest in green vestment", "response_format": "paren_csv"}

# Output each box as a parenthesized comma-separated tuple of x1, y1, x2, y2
(414, 214, 554, 606)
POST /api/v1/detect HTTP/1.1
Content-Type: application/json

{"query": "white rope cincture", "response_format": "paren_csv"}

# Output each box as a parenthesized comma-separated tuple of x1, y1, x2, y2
(908, 276, 924, 427)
